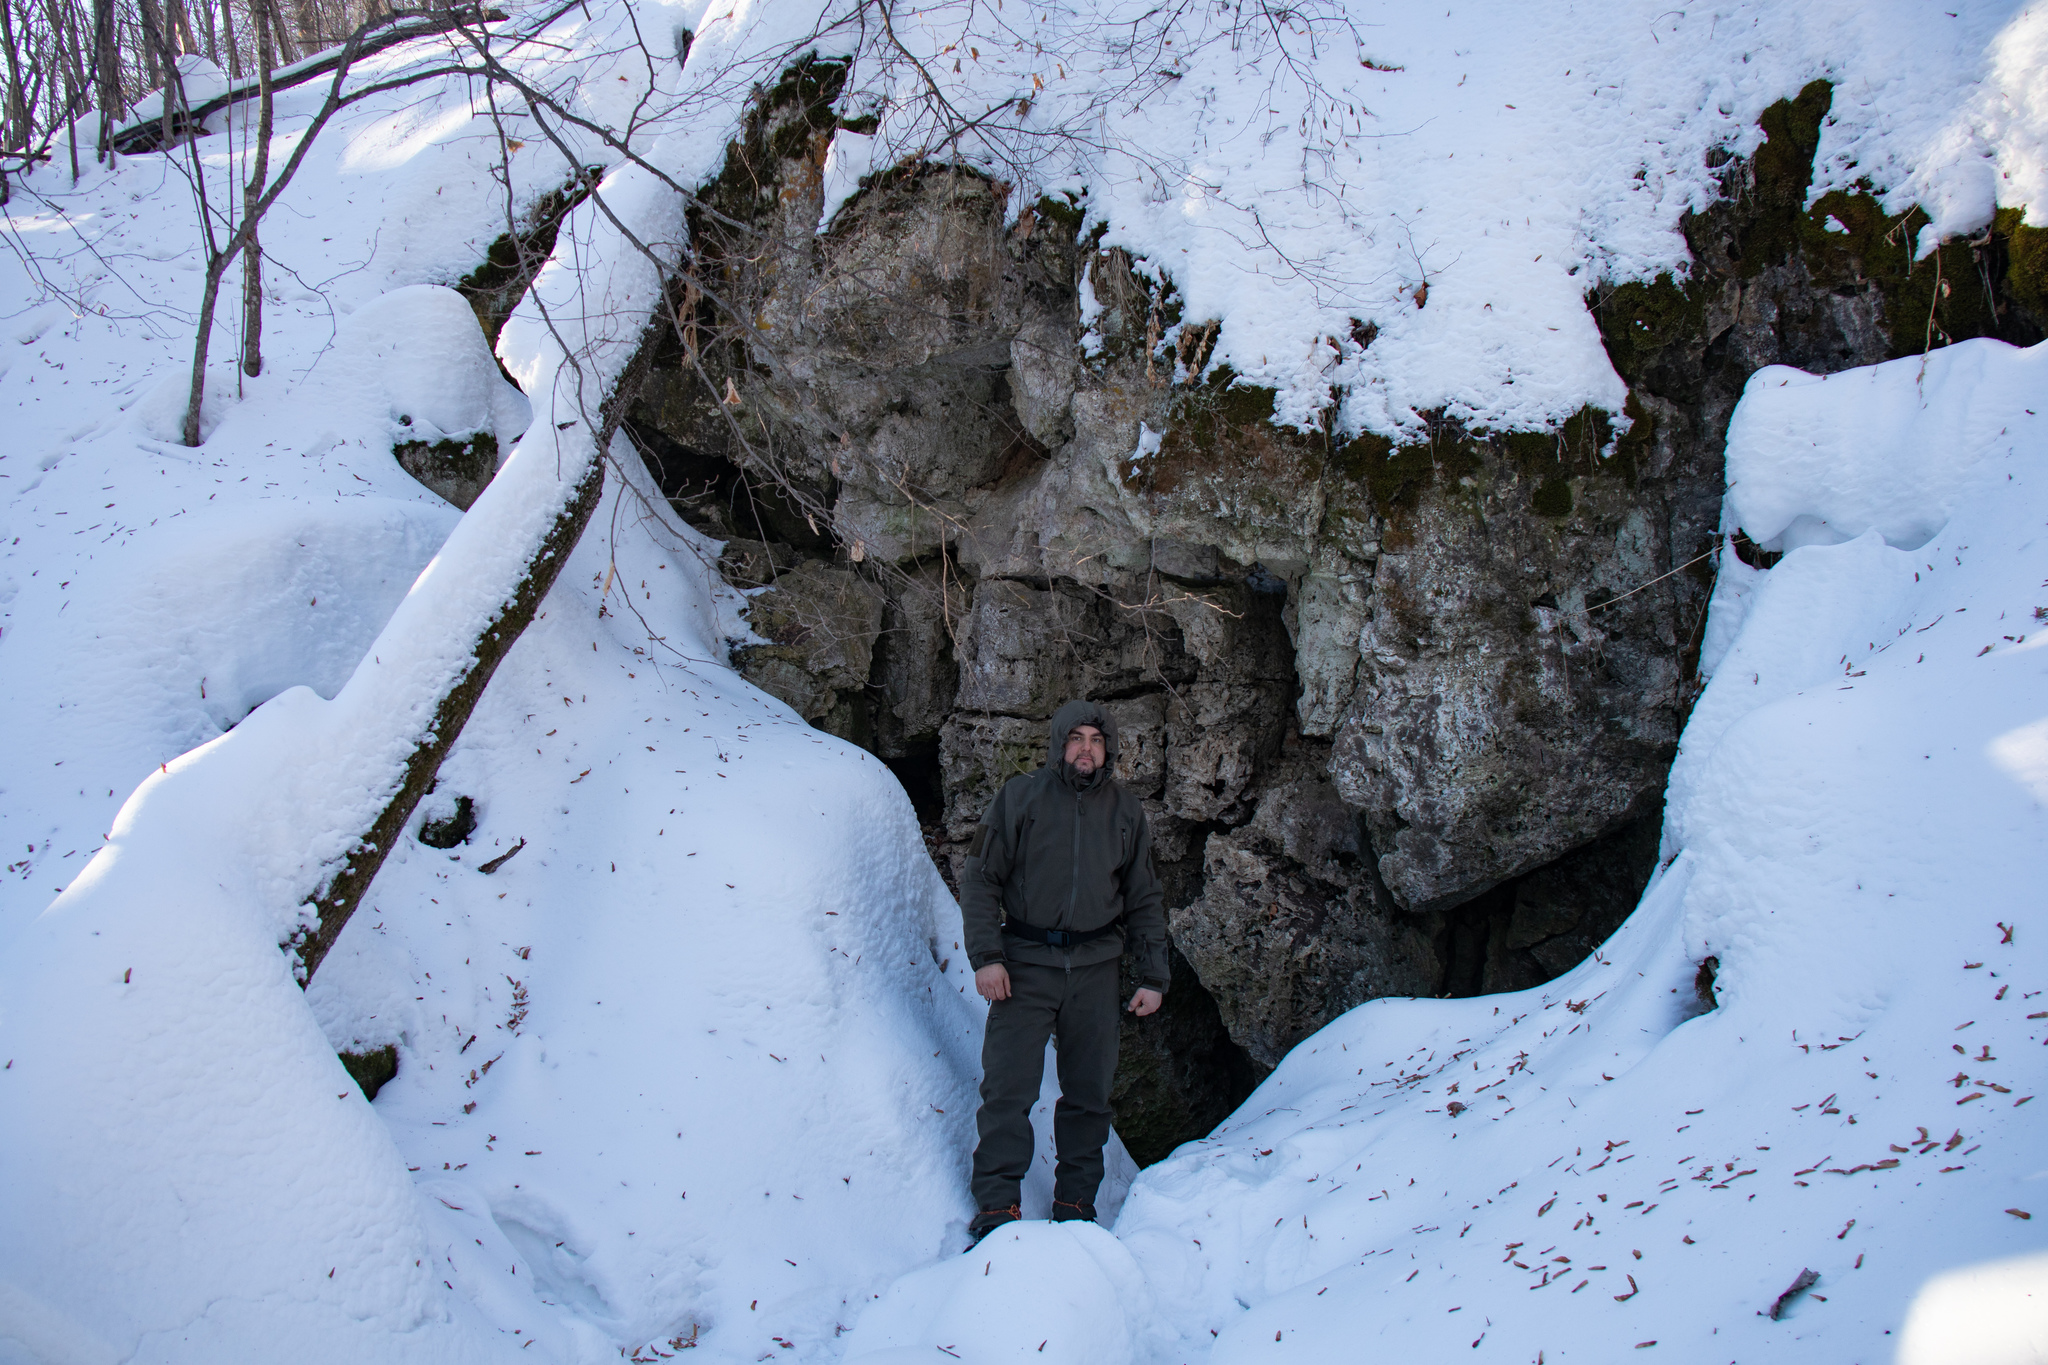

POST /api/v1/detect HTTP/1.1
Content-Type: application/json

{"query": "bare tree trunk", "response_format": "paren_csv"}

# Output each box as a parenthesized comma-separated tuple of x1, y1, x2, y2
(49, 0, 86, 178)
(53, 0, 89, 111)
(134, 0, 175, 148)
(240, 0, 269, 377)
(196, 0, 217, 65)
(0, 0, 31, 152)
(182, 17, 397, 444)
(217, 0, 240, 79)
(180, 259, 227, 445)
(134, 0, 161, 86)
(91, 0, 118, 160)
(265, 0, 296, 63)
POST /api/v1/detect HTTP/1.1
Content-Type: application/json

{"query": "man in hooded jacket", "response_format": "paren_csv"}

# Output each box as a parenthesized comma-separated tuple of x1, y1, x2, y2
(959, 698, 1169, 1243)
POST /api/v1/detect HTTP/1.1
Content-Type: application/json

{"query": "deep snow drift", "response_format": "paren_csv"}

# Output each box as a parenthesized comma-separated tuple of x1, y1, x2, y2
(1, 0, 2045, 1362)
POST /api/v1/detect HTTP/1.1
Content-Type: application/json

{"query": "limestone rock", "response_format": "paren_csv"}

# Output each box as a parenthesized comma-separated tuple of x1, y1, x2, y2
(1328, 458, 1685, 914)
(1170, 772, 1437, 1067)
(937, 712, 1045, 842)
(871, 564, 964, 757)
(394, 431, 497, 510)
(731, 561, 885, 723)
(952, 578, 1195, 719)
(618, 75, 2047, 1159)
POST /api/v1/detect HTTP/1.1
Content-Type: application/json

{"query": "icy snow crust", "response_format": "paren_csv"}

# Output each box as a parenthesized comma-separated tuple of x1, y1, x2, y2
(1, 0, 2045, 1361)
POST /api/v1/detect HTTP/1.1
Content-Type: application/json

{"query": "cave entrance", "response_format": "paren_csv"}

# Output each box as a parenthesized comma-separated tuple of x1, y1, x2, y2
(1431, 799, 1666, 999)
(882, 738, 945, 826)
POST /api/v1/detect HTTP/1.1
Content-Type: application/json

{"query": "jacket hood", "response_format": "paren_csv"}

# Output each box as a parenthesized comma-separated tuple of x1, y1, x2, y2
(1047, 699, 1119, 781)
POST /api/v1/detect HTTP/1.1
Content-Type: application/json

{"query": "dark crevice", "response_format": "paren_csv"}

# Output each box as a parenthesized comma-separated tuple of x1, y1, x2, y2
(339, 1044, 398, 1102)
(883, 739, 945, 825)
(1435, 881, 1516, 999)
(1729, 530, 1783, 570)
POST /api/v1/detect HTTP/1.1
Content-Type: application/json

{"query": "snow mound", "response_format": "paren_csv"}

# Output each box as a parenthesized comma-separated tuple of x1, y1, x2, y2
(307, 284, 533, 452)
(842, 1221, 1153, 1365)
(1725, 339, 2044, 551)
(127, 55, 233, 126)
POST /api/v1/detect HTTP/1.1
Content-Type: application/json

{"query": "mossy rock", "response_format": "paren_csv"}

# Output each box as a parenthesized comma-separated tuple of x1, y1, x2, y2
(1532, 476, 1573, 518)
(340, 1045, 398, 1101)
(1350, 438, 1451, 517)
(1729, 78, 1834, 277)
(1033, 191, 1087, 242)
(2001, 206, 2048, 319)
(1795, 189, 2009, 356)
(418, 794, 476, 849)
(395, 430, 498, 510)
(455, 178, 595, 345)
(1592, 274, 1708, 385)
(1149, 366, 1319, 526)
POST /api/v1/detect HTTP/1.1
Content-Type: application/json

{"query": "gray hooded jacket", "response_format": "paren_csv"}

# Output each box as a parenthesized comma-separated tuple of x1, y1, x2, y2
(958, 699, 1170, 991)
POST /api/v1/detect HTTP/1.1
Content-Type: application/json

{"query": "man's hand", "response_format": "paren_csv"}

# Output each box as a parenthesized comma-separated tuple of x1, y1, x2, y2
(1127, 987, 1162, 1017)
(975, 963, 1012, 1002)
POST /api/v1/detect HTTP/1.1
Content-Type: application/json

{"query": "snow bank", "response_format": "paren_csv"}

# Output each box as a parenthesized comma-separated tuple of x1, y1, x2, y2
(841, 1221, 1153, 1365)
(1066, 337, 2047, 1362)
(1724, 340, 2045, 551)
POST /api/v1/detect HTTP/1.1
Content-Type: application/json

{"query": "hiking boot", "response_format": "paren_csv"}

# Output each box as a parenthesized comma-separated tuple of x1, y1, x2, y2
(1051, 1199, 1096, 1223)
(966, 1204, 1022, 1248)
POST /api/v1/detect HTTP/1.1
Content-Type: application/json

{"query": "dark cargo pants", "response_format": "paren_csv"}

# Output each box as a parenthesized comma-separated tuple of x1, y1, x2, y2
(969, 958, 1120, 1214)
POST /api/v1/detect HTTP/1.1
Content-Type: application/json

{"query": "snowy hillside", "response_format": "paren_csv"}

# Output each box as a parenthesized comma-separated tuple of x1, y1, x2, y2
(1, 0, 2045, 1362)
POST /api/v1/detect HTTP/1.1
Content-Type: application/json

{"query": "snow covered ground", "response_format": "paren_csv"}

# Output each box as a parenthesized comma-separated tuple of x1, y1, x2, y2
(1, 0, 2045, 1361)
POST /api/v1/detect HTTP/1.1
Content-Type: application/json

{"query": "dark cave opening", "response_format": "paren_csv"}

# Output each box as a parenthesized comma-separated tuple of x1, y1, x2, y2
(882, 738, 946, 825)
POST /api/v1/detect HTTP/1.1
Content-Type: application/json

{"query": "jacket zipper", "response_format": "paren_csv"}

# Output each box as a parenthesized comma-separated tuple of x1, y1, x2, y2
(1064, 788, 1083, 973)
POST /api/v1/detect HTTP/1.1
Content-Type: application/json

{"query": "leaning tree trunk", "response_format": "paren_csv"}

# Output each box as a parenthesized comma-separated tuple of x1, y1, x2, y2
(292, 451, 607, 981)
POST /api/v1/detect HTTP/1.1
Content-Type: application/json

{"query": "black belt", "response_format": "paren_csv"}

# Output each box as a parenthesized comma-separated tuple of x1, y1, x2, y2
(1002, 917, 1123, 949)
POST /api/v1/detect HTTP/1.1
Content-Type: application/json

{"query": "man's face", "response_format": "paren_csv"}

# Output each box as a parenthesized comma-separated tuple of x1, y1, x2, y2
(1064, 724, 1107, 776)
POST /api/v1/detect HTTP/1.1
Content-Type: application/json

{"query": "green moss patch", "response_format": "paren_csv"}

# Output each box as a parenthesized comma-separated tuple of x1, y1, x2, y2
(1150, 366, 1306, 501)
(1796, 188, 2010, 356)
(1730, 78, 1834, 277)
(2002, 207, 2048, 319)
(1593, 274, 1707, 384)
(1532, 475, 1574, 518)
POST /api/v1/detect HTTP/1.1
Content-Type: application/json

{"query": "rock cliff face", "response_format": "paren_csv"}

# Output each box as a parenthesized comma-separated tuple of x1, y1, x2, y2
(617, 70, 2045, 1160)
